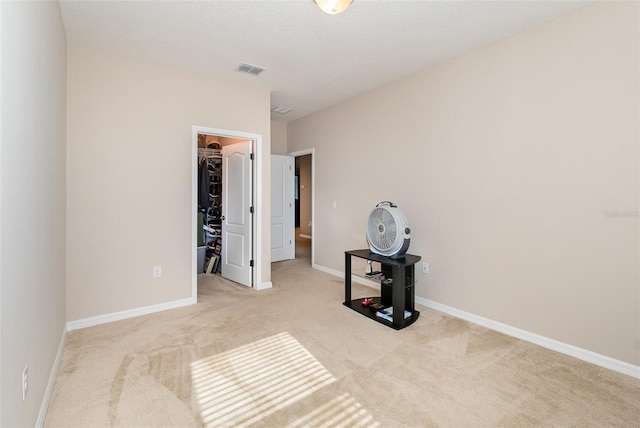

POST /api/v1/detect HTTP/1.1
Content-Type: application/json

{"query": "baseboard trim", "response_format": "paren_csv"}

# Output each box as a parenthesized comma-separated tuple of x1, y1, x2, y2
(312, 263, 383, 289)
(314, 262, 640, 379)
(256, 281, 273, 290)
(299, 234, 312, 240)
(66, 297, 196, 331)
(36, 324, 67, 427)
(313, 263, 343, 278)
(415, 297, 639, 379)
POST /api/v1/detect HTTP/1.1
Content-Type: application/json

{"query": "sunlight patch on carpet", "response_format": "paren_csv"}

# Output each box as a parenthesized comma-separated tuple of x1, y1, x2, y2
(288, 392, 379, 428)
(191, 332, 348, 426)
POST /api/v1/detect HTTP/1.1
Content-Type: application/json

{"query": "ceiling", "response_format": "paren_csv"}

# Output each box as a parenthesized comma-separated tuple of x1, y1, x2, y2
(59, 0, 593, 123)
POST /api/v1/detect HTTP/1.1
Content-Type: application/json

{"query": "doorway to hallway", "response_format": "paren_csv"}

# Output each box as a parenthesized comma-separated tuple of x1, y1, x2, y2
(289, 149, 314, 266)
(295, 227, 311, 262)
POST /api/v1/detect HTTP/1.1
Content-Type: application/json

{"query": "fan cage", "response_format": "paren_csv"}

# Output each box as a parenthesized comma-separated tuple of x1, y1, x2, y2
(366, 203, 410, 258)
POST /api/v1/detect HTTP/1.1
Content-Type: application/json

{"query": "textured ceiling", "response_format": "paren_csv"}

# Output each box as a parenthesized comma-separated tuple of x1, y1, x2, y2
(59, 0, 593, 123)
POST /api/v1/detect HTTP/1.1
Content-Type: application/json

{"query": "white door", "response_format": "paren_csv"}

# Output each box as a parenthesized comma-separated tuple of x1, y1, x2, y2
(222, 141, 252, 287)
(271, 155, 295, 262)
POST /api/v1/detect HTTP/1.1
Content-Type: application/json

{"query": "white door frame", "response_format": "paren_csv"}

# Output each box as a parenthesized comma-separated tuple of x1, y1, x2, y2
(287, 148, 315, 267)
(192, 126, 265, 296)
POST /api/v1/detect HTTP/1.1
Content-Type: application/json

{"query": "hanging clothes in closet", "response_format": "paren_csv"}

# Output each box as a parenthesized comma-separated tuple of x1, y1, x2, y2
(197, 146, 223, 274)
(198, 157, 211, 211)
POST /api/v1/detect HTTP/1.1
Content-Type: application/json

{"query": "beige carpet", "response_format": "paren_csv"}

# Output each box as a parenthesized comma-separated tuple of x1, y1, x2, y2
(45, 242, 639, 427)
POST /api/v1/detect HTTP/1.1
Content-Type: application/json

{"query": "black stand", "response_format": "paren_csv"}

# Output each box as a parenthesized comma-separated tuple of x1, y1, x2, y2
(344, 249, 421, 330)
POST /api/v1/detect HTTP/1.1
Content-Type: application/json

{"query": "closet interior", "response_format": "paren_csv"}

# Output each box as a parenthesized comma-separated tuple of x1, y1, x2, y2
(198, 144, 222, 274)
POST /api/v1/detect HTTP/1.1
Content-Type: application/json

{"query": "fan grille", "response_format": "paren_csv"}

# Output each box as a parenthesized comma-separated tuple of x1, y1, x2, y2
(367, 207, 397, 251)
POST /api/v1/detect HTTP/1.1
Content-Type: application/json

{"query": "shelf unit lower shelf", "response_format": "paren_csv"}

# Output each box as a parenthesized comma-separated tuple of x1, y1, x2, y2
(343, 297, 420, 330)
(344, 249, 422, 330)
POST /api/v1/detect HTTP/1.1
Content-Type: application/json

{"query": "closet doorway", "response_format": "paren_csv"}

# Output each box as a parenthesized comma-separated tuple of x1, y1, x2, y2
(193, 126, 263, 293)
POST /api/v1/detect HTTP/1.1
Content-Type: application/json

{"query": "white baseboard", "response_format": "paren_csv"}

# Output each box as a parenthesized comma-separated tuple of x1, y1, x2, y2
(256, 281, 273, 290)
(314, 263, 640, 380)
(36, 324, 68, 427)
(313, 263, 342, 278)
(312, 263, 381, 289)
(67, 297, 196, 331)
(299, 234, 312, 240)
(415, 297, 640, 379)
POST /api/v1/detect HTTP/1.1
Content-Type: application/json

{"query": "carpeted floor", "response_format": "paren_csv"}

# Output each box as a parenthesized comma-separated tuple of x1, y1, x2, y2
(45, 239, 639, 427)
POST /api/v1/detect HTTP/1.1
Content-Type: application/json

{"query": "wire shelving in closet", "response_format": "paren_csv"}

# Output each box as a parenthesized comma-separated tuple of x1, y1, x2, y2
(198, 147, 223, 273)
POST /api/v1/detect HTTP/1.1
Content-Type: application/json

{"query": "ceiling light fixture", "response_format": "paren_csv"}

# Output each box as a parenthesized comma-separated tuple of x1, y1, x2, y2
(313, 0, 353, 15)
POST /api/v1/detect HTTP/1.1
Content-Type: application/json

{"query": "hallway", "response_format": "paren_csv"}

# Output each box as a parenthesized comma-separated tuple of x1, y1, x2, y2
(295, 227, 311, 262)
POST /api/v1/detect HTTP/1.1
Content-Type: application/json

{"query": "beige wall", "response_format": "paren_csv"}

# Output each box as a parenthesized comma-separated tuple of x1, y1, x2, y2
(288, 2, 639, 365)
(271, 120, 288, 155)
(67, 46, 271, 321)
(1, 1, 67, 425)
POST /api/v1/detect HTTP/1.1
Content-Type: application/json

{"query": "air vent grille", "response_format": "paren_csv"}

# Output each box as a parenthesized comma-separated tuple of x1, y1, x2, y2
(271, 106, 293, 114)
(235, 63, 265, 76)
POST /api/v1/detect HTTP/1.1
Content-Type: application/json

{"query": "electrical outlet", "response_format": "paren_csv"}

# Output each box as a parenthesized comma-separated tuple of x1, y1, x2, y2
(153, 265, 162, 278)
(422, 262, 429, 274)
(22, 365, 28, 400)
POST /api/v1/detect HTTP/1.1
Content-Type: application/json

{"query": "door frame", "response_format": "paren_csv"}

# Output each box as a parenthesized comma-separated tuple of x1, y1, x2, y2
(287, 148, 315, 267)
(192, 126, 266, 296)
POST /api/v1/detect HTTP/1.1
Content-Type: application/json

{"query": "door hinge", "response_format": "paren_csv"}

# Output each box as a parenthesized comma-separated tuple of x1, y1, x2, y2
(250, 206, 254, 214)
(250, 153, 254, 160)
(250, 260, 254, 267)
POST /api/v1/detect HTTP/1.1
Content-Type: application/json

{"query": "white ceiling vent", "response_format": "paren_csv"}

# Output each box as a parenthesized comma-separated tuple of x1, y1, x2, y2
(271, 106, 293, 114)
(235, 63, 265, 76)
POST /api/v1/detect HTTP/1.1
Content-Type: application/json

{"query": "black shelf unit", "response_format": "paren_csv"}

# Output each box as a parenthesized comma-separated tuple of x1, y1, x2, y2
(344, 249, 421, 330)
